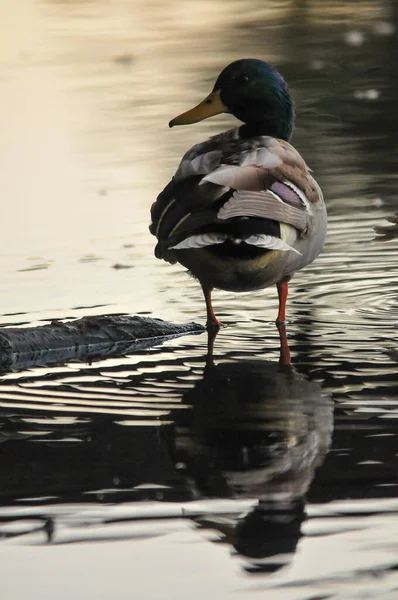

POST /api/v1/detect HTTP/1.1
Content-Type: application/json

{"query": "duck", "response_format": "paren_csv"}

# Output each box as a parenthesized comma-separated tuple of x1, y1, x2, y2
(150, 58, 327, 328)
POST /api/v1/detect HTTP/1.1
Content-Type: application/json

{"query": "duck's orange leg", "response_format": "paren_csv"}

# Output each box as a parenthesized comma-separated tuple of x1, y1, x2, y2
(276, 279, 289, 324)
(201, 283, 223, 329)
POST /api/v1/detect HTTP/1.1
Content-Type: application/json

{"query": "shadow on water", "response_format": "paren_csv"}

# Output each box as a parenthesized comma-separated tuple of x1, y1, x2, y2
(0, 346, 332, 574)
(169, 356, 332, 573)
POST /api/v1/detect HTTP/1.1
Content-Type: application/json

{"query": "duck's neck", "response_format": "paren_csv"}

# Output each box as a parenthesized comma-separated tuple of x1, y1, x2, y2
(239, 115, 294, 141)
(238, 94, 295, 141)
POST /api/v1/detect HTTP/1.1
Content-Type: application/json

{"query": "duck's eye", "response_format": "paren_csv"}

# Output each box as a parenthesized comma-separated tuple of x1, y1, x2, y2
(236, 74, 249, 84)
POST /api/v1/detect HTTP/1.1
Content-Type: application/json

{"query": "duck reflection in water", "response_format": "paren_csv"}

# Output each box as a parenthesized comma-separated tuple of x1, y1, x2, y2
(169, 334, 333, 574)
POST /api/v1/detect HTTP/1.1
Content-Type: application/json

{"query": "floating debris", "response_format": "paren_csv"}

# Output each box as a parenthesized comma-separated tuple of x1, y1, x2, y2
(112, 263, 133, 270)
(18, 264, 50, 272)
(78, 254, 103, 263)
(113, 54, 134, 66)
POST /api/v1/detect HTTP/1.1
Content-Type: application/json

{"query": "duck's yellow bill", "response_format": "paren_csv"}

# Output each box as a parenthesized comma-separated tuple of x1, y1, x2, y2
(169, 89, 228, 127)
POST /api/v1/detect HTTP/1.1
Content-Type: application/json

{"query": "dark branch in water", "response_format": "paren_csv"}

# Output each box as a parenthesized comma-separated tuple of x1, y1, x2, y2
(0, 315, 205, 373)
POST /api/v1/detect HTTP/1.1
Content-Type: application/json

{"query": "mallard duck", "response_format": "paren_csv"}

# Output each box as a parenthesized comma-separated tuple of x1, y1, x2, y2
(150, 59, 327, 328)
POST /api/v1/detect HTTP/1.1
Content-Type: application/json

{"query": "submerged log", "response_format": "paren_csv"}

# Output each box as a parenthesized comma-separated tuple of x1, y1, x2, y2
(0, 315, 205, 373)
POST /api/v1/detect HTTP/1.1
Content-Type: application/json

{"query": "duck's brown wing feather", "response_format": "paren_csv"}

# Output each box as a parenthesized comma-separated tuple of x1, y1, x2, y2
(150, 129, 322, 262)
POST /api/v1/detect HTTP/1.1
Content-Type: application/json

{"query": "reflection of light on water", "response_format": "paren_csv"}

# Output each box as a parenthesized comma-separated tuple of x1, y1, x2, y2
(344, 30, 366, 46)
(372, 20, 396, 36)
(354, 88, 380, 100)
(0, 0, 398, 595)
(0, 0, 396, 322)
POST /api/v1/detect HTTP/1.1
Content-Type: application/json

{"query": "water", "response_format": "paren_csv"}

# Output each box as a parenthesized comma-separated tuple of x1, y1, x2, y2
(1, 0, 398, 598)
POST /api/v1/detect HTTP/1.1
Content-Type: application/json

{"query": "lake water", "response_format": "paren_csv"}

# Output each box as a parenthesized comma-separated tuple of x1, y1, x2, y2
(1, 1, 398, 598)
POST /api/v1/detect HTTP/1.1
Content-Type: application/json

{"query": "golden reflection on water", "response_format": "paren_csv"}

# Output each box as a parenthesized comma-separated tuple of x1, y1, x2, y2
(0, 0, 396, 323)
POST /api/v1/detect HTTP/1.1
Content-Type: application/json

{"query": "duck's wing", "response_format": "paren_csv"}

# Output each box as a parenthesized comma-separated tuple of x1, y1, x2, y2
(150, 128, 238, 261)
(150, 130, 324, 264)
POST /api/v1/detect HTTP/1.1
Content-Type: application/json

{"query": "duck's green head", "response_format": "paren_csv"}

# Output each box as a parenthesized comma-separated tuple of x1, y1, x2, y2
(169, 58, 294, 141)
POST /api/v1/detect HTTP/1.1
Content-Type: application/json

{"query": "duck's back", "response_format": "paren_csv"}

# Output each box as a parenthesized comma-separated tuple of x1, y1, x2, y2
(150, 126, 325, 286)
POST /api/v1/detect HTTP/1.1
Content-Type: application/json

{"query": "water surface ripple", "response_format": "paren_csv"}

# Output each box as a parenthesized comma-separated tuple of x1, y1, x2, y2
(1, 0, 398, 599)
